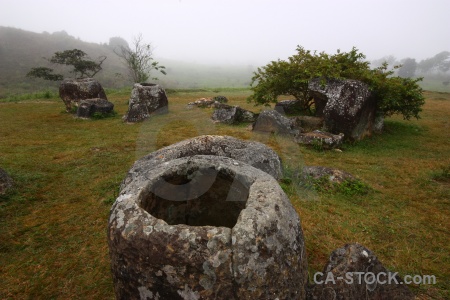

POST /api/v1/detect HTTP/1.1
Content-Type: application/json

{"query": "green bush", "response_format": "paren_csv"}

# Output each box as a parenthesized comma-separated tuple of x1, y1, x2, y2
(336, 179, 371, 196)
(248, 46, 425, 120)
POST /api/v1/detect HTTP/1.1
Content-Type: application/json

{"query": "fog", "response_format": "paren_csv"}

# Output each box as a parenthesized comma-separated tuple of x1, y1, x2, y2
(1, 0, 449, 65)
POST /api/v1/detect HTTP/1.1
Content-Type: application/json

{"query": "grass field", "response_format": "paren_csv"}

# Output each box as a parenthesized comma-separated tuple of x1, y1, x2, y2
(0, 88, 449, 299)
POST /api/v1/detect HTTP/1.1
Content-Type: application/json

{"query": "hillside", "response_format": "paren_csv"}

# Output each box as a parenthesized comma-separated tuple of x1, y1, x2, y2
(0, 27, 129, 95)
(3, 26, 447, 98)
(0, 27, 255, 97)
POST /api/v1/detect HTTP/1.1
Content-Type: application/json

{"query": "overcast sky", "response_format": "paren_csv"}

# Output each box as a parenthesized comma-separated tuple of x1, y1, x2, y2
(1, 0, 449, 65)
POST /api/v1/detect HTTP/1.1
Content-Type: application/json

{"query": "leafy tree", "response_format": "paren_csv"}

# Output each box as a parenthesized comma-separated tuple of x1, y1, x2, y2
(367, 62, 424, 119)
(417, 51, 450, 73)
(26, 67, 63, 81)
(248, 46, 425, 120)
(398, 58, 417, 78)
(27, 49, 106, 80)
(370, 55, 398, 69)
(114, 34, 166, 83)
(249, 47, 370, 113)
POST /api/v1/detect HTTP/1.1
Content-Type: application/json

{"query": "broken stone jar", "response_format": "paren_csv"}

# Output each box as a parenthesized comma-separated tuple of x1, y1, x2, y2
(108, 155, 308, 300)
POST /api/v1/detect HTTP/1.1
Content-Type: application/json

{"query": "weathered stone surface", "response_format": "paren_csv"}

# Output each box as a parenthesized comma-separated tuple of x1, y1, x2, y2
(108, 155, 308, 300)
(294, 130, 344, 149)
(302, 166, 356, 184)
(121, 135, 283, 189)
(274, 99, 303, 115)
(253, 110, 300, 135)
(187, 98, 216, 108)
(374, 112, 384, 133)
(212, 95, 228, 103)
(76, 98, 114, 118)
(309, 78, 378, 141)
(308, 243, 415, 300)
(187, 96, 228, 109)
(293, 116, 324, 131)
(0, 168, 13, 195)
(59, 78, 107, 112)
(211, 104, 257, 124)
(123, 83, 168, 123)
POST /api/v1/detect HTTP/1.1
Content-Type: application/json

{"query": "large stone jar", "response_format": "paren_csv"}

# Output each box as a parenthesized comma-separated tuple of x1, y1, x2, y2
(123, 83, 168, 123)
(308, 78, 377, 141)
(108, 155, 308, 299)
(121, 135, 283, 182)
(59, 77, 107, 112)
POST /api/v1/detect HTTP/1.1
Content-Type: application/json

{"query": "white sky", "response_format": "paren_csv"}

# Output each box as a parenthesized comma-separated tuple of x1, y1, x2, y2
(1, 0, 449, 65)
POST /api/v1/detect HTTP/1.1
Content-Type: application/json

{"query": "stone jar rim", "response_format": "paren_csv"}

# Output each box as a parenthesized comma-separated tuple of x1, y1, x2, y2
(112, 155, 281, 232)
(108, 154, 307, 299)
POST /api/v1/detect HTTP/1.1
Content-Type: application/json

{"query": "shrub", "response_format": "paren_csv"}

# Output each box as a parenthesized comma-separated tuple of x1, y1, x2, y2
(248, 46, 425, 120)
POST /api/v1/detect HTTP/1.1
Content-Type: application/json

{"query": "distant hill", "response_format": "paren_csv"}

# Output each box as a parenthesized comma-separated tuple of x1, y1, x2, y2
(1, 26, 449, 97)
(0, 27, 130, 96)
(0, 26, 255, 97)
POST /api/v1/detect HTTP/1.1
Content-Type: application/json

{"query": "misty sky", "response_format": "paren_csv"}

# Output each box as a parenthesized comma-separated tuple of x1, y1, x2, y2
(1, 0, 449, 65)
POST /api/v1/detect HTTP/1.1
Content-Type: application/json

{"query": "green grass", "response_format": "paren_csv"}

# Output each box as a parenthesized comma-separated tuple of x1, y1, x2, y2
(0, 89, 449, 299)
(430, 165, 450, 182)
(0, 90, 59, 102)
(420, 77, 450, 93)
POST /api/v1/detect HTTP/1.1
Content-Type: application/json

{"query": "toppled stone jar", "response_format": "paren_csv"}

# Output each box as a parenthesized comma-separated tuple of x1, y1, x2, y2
(59, 78, 107, 112)
(108, 155, 308, 299)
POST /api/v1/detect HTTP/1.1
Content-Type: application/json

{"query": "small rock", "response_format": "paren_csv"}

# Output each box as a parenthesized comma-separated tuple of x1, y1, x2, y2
(212, 95, 228, 103)
(253, 110, 300, 135)
(302, 166, 356, 184)
(187, 96, 227, 108)
(211, 105, 257, 124)
(188, 98, 216, 108)
(307, 243, 415, 300)
(0, 168, 14, 195)
(274, 99, 303, 115)
(76, 98, 114, 118)
(294, 130, 344, 149)
(292, 115, 324, 131)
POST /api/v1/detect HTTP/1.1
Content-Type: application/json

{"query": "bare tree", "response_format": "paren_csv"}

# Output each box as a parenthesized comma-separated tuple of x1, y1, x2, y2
(114, 34, 166, 83)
